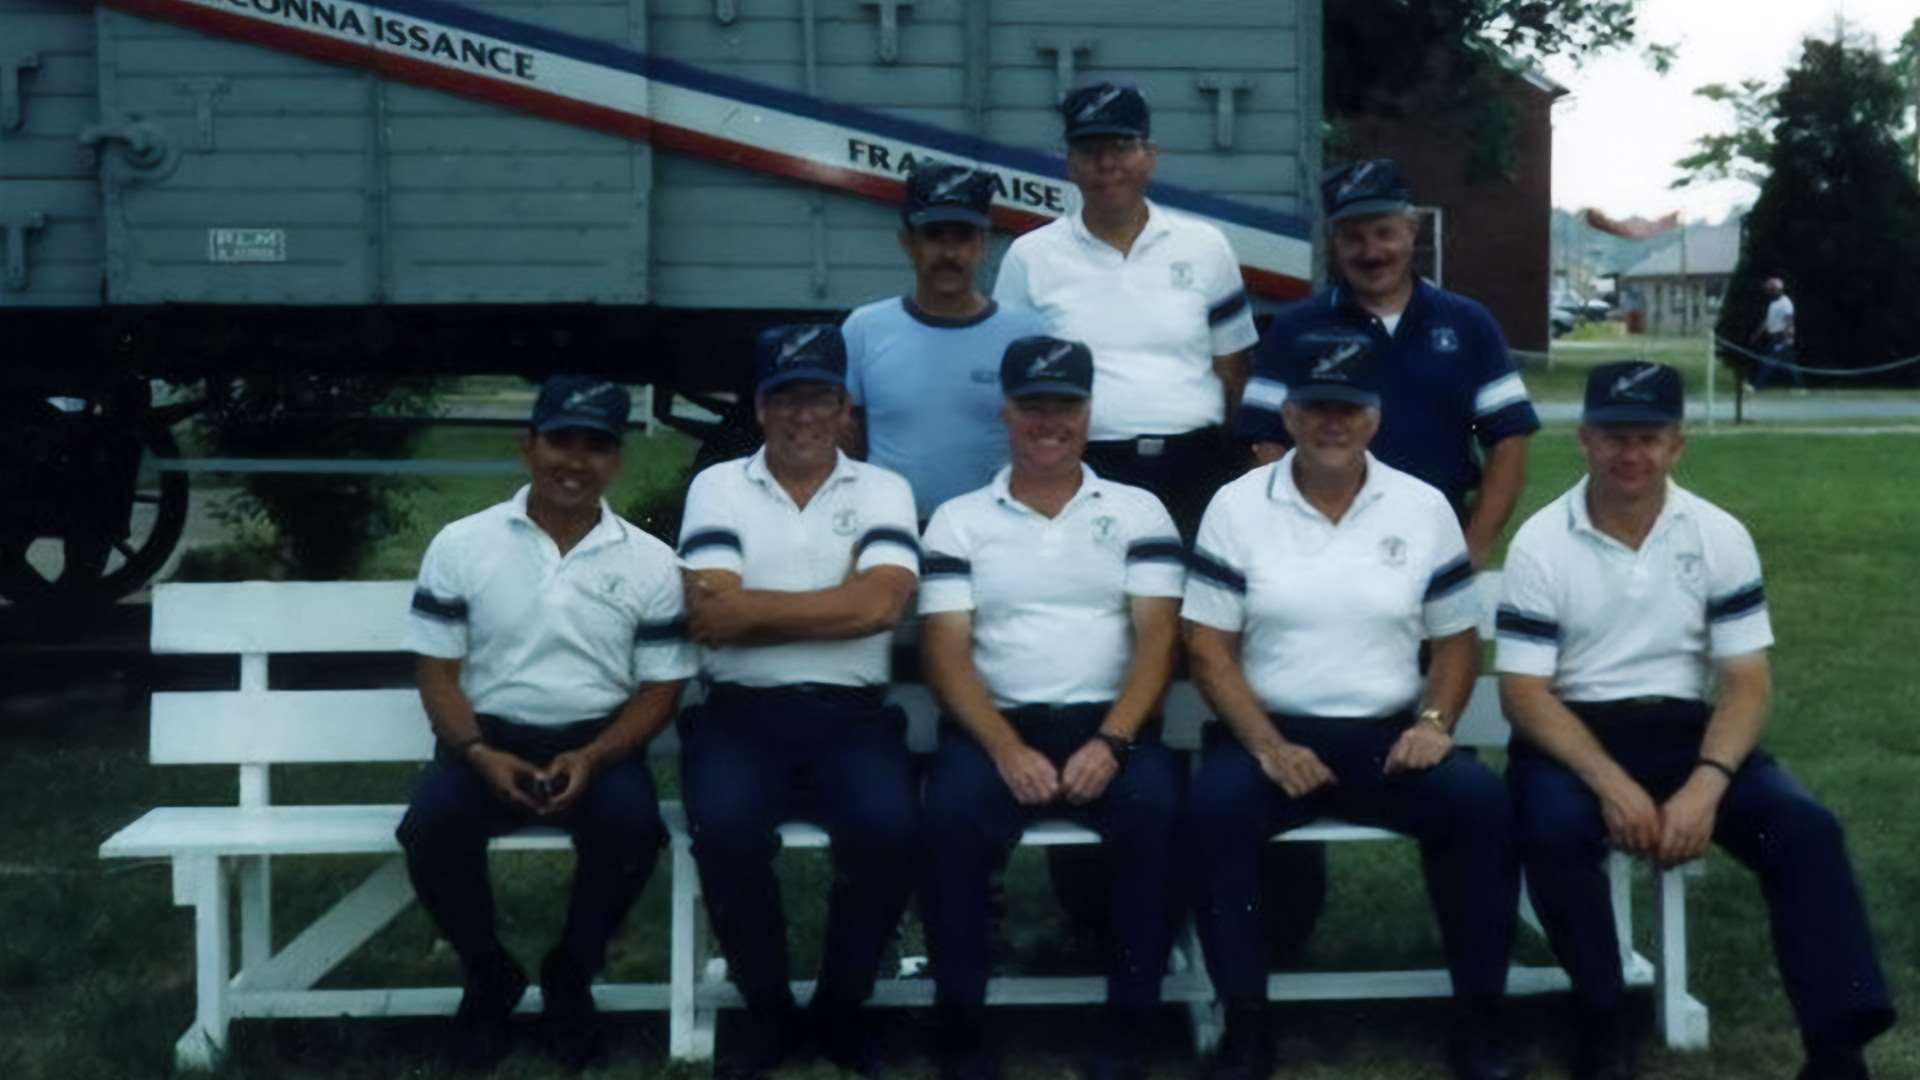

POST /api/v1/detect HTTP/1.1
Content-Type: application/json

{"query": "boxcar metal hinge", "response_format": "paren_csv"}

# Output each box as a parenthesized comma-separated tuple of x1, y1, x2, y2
(174, 78, 230, 152)
(862, 0, 913, 64)
(1034, 39, 1093, 105)
(1195, 75, 1255, 151)
(2, 212, 46, 291)
(2, 54, 39, 133)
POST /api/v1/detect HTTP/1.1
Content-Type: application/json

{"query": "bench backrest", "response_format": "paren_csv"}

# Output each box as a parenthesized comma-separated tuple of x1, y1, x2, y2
(147, 574, 1509, 801)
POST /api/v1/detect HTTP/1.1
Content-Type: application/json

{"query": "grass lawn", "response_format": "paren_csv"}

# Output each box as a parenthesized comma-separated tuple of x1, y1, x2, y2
(4, 428, 1915, 1079)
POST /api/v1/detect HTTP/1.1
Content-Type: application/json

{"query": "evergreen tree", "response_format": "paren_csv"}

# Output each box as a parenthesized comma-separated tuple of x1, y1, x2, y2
(1719, 38, 1920, 386)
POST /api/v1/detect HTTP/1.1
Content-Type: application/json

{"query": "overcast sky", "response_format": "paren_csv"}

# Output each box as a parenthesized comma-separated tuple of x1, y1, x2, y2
(1541, 0, 1918, 222)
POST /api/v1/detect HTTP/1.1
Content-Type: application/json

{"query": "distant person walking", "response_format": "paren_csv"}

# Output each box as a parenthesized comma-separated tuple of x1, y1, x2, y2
(1748, 277, 1804, 391)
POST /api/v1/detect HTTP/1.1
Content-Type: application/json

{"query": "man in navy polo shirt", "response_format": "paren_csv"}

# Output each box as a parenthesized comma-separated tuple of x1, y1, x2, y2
(842, 161, 1048, 521)
(1237, 158, 1539, 567)
(399, 375, 697, 1071)
(1499, 363, 1892, 1080)
(677, 325, 923, 1080)
(918, 336, 1186, 1080)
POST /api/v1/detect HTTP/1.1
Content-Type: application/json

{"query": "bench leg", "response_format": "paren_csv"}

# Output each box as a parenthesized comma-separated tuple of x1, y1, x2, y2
(1654, 866, 1710, 1049)
(1606, 852, 1637, 978)
(172, 855, 231, 1070)
(237, 856, 272, 982)
(669, 836, 714, 1060)
(1175, 921, 1223, 1054)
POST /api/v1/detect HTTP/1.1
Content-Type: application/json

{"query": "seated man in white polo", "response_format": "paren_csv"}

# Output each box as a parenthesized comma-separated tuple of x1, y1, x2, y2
(918, 335, 1186, 1080)
(677, 324, 923, 1080)
(1181, 336, 1521, 1080)
(399, 375, 697, 1071)
(1498, 362, 1892, 1080)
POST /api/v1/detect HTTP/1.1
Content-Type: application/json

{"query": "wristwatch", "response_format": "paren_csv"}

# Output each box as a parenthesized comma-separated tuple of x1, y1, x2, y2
(1417, 707, 1450, 734)
(1092, 731, 1134, 763)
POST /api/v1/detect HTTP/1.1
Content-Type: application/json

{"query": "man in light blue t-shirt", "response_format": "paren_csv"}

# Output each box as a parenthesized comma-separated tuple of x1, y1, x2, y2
(842, 161, 1048, 520)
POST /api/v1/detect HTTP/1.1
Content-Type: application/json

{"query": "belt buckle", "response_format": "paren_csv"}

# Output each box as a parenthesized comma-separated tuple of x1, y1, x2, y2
(1137, 437, 1165, 458)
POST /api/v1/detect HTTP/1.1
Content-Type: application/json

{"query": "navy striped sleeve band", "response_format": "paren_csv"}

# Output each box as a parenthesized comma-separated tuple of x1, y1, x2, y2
(1495, 605, 1560, 644)
(411, 589, 467, 622)
(1186, 548, 1247, 594)
(923, 553, 971, 579)
(634, 617, 687, 644)
(1208, 290, 1249, 325)
(679, 528, 743, 557)
(1423, 556, 1475, 602)
(855, 526, 922, 565)
(1127, 537, 1185, 564)
(1707, 581, 1767, 622)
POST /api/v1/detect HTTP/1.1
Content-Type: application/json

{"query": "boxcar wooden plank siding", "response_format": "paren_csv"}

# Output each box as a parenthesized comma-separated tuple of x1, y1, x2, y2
(387, 153, 633, 190)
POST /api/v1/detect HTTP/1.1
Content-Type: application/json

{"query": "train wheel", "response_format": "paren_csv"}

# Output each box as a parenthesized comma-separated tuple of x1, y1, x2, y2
(0, 398, 191, 612)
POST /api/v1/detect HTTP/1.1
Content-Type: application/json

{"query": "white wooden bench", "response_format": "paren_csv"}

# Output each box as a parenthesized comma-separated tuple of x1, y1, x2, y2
(101, 578, 1708, 1070)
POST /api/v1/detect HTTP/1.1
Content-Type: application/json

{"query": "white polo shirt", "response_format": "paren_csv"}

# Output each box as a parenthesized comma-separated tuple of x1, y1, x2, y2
(1182, 452, 1478, 718)
(678, 447, 920, 688)
(406, 487, 698, 727)
(992, 200, 1260, 441)
(1764, 295, 1794, 337)
(1495, 477, 1773, 703)
(919, 465, 1185, 708)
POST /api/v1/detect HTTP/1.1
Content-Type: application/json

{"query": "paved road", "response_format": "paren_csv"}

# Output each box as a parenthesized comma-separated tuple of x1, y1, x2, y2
(1535, 396, 1920, 424)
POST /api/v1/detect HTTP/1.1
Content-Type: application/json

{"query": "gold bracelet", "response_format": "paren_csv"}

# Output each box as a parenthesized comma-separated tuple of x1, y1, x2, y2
(1417, 707, 1450, 734)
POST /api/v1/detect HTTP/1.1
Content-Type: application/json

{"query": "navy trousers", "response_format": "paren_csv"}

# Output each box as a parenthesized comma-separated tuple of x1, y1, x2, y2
(1187, 715, 1519, 1004)
(396, 714, 667, 979)
(920, 706, 1184, 1012)
(679, 684, 920, 1016)
(1509, 698, 1894, 1050)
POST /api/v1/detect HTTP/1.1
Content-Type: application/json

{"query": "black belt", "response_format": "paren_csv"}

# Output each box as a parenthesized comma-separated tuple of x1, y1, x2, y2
(704, 681, 888, 711)
(1086, 425, 1221, 459)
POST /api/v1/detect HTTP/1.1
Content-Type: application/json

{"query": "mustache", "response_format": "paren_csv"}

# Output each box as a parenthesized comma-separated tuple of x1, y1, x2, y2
(932, 260, 967, 274)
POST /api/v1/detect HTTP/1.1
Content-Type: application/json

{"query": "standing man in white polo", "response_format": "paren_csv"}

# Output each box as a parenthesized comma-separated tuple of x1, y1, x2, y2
(399, 375, 697, 1072)
(1498, 362, 1891, 1080)
(992, 82, 1258, 540)
(676, 324, 923, 1080)
(917, 335, 1186, 1080)
(842, 161, 1049, 522)
(1181, 339, 1521, 1080)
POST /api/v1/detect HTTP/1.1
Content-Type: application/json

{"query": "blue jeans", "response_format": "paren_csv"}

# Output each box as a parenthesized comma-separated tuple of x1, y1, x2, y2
(920, 706, 1184, 1012)
(1186, 714, 1519, 1005)
(1509, 698, 1893, 1050)
(679, 684, 920, 1015)
(396, 714, 667, 979)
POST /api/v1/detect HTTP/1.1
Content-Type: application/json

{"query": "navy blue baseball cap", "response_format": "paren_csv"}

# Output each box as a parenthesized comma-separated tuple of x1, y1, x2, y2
(1277, 330, 1381, 407)
(1584, 361, 1683, 424)
(530, 375, 630, 438)
(755, 324, 848, 394)
(1000, 335, 1093, 399)
(1061, 82, 1150, 142)
(1321, 158, 1414, 224)
(904, 162, 994, 228)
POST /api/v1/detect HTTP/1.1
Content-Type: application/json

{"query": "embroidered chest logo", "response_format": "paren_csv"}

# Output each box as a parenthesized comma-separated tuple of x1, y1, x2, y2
(1379, 536, 1408, 567)
(1673, 551, 1705, 587)
(1091, 515, 1120, 547)
(1170, 261, 1195, 288)
(1431, 327, 1459, 353)
(832, 507, 861, 536)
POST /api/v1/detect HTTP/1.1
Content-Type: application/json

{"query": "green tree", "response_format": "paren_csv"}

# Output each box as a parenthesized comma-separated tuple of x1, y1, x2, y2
(1718, 38, 1920, 386)
(1326, 1, 1659, 180)
(1670, 79, 1778, 189)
